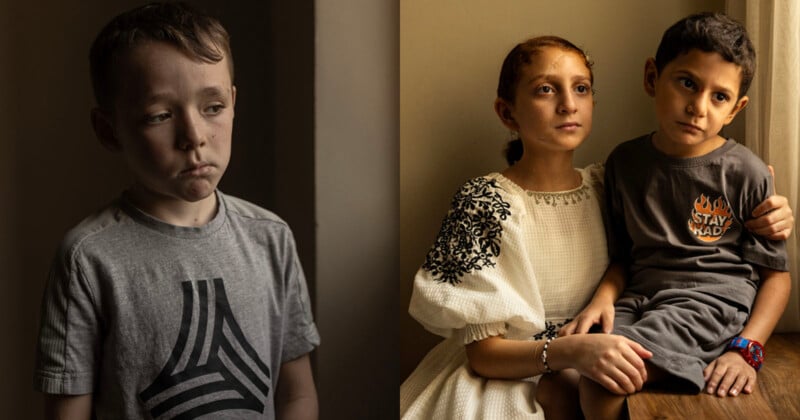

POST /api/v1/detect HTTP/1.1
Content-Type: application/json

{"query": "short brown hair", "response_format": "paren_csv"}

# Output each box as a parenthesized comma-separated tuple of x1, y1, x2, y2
(89, 2, 233, 110)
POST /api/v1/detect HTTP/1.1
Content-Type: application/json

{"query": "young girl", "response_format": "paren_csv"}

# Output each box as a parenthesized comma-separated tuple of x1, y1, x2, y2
(400, 36, 794, 420)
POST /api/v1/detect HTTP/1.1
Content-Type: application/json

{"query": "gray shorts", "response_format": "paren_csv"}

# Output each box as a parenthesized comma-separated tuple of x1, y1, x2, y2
(612, 288, 748, 392)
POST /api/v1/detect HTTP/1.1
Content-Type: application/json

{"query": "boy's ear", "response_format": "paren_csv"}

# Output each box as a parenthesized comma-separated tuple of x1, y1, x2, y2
(724, 95, 749, 125)
(494, 98, 518, 131)
(643, 58, 658, 97)
(91, 108, 121, 151)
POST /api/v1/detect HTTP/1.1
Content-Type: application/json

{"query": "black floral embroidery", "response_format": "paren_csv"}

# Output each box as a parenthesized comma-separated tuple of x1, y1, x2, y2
(533, 320, 572, 340)
(422, 177, 511, 285)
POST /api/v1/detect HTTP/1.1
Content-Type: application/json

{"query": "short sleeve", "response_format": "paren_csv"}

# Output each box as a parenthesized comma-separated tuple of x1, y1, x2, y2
(408, 176, 546, 344)
(739, 164, 788, 271)
(34, 248, 100, 395)
(280, 232, 320, 363)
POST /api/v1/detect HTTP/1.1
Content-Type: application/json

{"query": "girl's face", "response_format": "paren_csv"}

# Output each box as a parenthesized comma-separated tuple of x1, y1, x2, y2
(505, 47, 593, 155)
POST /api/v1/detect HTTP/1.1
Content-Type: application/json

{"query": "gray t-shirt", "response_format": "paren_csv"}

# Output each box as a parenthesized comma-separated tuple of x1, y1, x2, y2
(605, 135, 788, 310)
(35, 191, 320, 419)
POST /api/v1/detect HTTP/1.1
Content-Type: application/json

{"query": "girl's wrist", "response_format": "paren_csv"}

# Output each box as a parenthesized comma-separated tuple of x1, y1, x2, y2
(540, 336, 575, 372)
(540, 337, 554, 374)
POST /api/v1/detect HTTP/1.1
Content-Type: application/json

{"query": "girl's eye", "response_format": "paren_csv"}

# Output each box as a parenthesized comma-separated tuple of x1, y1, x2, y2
(146, 112, 171, 124)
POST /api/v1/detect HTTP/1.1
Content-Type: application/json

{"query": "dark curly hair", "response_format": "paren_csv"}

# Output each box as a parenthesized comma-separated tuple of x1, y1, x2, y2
(655, 12, 755, 98)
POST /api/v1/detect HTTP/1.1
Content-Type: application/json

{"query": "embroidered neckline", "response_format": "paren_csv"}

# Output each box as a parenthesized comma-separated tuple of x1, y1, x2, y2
(526, 185, 591, 206)
(493, 172, 593, 206)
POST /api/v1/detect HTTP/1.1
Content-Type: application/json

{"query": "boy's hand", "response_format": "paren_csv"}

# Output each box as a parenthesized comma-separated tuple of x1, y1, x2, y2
(745, 165, 794, 240)
(703, 351, 757, 397)
(560, 302, 615, 336)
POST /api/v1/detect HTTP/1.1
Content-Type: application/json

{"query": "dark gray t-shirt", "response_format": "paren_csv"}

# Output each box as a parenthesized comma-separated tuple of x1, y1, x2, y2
(35, 191, 320, 419)
(605, 135, 788, 310)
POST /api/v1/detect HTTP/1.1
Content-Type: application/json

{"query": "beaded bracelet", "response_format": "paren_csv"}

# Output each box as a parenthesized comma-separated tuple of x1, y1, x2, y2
(541, 337, 553, 374)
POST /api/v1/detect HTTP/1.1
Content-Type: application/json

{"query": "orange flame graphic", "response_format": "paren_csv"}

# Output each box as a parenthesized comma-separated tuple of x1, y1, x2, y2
(688, 194, 733, 242)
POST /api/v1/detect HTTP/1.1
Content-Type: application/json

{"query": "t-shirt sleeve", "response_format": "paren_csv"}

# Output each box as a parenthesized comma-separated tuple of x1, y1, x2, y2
(34, 247, 100, 395)
(408, 177, 546, 344)
(739, 164, 789, 271)
(280, 233, 320, 363)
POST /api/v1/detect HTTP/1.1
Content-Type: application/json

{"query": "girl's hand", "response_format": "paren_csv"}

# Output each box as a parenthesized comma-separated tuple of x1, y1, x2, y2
(560, 302, 615, 336)
(703, 351, 757, 397)
(745, 165, 794, 240)
(569, 334, 652, 395)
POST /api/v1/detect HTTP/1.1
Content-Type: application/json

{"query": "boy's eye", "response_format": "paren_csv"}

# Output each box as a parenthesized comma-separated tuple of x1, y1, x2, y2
(146, 112, 171, 124)
(713, 93, 729, 102)
(205, 104, 225, 115)
(679, 78, 695, 90)
(575, 84, 591, 94)
(536, 85, 555, 94)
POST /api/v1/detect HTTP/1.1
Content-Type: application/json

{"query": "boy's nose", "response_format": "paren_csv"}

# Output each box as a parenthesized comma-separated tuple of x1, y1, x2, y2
(686, 96, 707, 117)
(177, 112, 206, 150)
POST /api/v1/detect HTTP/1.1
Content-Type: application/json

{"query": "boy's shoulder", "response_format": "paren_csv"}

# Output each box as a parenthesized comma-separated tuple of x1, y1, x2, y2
(721, 139, 770, 169)
(608, 134, 652, 158)
(221, 192, 288, 226)
(58, 198, 128, 260)
(219, 192, 299, 246)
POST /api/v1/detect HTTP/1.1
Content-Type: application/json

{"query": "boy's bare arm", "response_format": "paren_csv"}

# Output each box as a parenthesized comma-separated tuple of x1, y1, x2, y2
(560, 262, 626, 335)
(704, 269, 792, 397)
(276, 354, 318, 420)
(44, 393, 92, 420)
(740, 269, 792, 344)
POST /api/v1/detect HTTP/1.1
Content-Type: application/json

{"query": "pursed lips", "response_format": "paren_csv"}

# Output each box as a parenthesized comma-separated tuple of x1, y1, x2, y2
(180, 162, 213, 177)
(678, 121, 703, 132)
(556, 122, 581, 130)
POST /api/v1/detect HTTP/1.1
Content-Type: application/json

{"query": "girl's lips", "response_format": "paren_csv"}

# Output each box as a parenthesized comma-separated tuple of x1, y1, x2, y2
(556, 122, 581, 131)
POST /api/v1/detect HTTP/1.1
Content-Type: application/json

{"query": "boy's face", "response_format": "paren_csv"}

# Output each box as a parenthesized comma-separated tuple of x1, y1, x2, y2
(645, 49, 747, 158)
(101, 41, 235, 205)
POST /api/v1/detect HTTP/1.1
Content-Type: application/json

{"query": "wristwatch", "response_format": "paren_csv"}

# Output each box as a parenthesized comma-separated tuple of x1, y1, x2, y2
(727, 336, 765, 371)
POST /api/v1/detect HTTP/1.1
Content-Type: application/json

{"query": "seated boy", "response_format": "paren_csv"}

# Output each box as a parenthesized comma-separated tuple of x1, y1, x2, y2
(566, 12, 792, 419)
(33, 3, 320, 419)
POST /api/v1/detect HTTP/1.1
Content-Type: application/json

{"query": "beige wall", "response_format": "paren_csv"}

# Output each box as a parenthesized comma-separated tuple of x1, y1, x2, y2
(315, 0, 399, 417)
(400, 0, 724, 379)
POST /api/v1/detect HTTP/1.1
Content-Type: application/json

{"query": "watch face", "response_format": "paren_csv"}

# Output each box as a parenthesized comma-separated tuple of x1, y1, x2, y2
(748, 342, 764, 362)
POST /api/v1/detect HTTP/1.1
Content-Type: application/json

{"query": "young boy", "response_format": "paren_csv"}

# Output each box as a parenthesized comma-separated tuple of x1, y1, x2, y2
(568, 12, 792, 419)
(33, 3, 320, 419)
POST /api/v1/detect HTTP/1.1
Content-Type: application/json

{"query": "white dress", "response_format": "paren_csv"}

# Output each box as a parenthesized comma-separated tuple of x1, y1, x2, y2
(401, 164, 609, 419)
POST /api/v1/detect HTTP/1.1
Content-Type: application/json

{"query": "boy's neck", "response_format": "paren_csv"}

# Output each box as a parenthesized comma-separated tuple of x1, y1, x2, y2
(651, 131, 727, 158)
(502, 151, 580, 192)
(125, 187, 219, 227)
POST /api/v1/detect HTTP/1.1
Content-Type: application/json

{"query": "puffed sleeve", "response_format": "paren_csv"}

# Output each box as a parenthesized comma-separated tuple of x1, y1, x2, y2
(408, 175, 546, 344)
